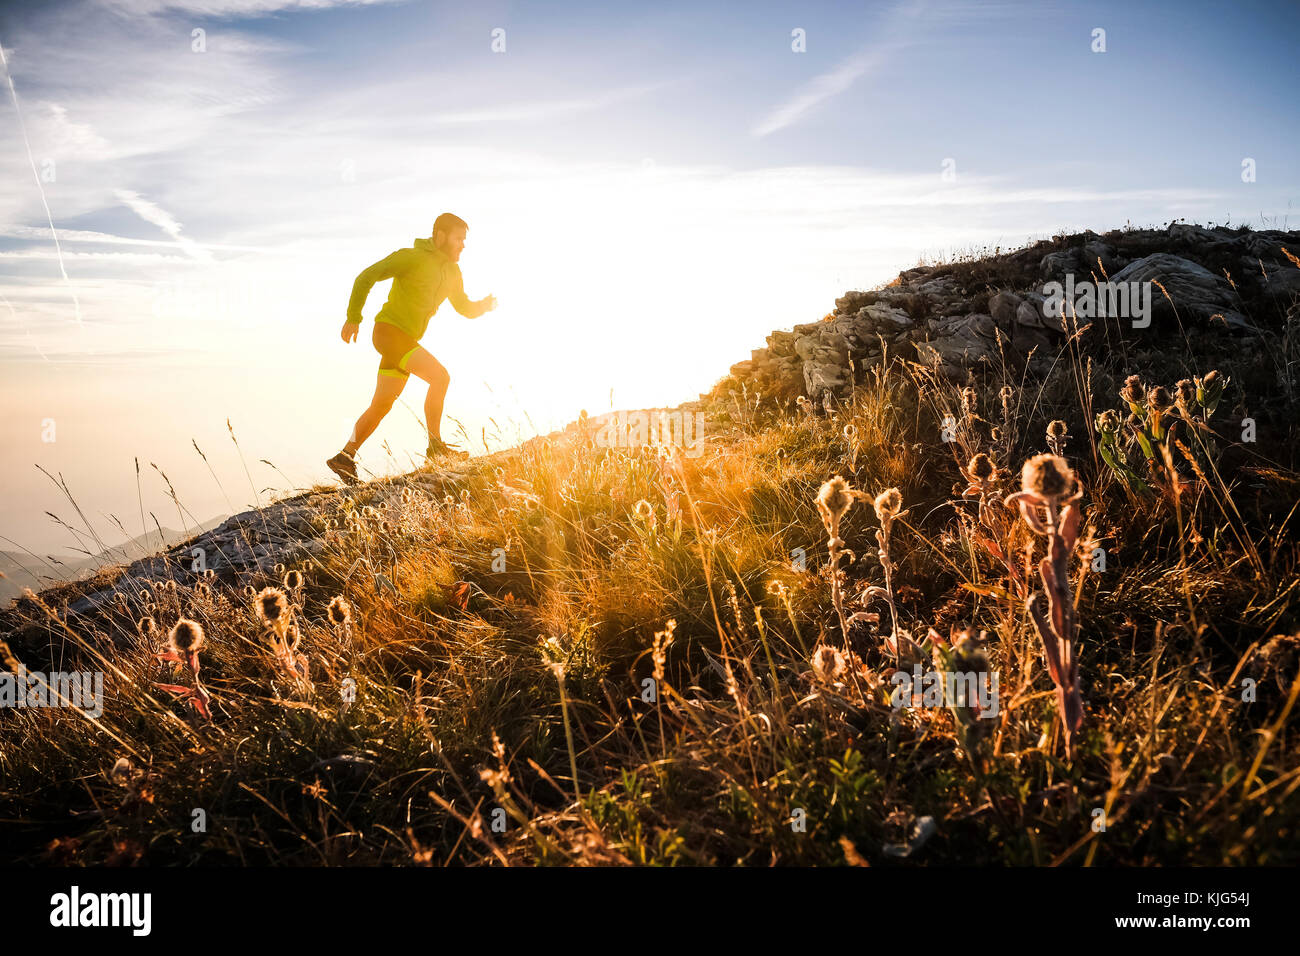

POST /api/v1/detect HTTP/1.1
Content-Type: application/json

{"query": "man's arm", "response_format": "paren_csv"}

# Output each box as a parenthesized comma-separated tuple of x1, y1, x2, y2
(346, 249, 411, 325)
(447, 264, 491, 319)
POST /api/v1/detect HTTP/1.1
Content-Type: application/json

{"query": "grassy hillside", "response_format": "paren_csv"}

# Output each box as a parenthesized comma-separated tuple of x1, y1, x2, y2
(3, 235, 1299, 866)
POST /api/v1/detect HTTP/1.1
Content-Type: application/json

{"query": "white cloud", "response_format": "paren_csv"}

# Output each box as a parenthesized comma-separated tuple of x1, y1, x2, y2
(752, 51, 880, 138)
(94, 0, 405, 18)
(113, 189, 214, 263)
(0, 224, 268, 252)
(751, 0, 932, 138)
(421, 81, 675, 126)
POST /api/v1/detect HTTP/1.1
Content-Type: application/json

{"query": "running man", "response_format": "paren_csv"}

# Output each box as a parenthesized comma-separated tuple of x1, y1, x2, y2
(326, 212, 497, 485)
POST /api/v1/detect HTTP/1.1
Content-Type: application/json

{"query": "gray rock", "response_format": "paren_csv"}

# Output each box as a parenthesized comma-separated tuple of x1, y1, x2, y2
(988, 291, 1023, 330)
(1108, 253, 1246, 327)
(859, 302, 914, 330)
(1040, 247, 1083, 280)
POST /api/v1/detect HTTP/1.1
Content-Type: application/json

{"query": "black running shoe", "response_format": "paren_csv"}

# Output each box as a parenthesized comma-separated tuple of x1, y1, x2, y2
(326, 451, 360, 485)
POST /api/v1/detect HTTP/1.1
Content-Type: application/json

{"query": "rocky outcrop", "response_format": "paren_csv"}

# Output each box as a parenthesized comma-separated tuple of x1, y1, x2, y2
(726, 222, 1300, 404)
(2, 466, 477, 626)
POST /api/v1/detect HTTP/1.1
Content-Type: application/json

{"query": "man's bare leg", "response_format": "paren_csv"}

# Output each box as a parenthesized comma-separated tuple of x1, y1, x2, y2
(343, 370, 409, 455)
(403, 347, 451, 447)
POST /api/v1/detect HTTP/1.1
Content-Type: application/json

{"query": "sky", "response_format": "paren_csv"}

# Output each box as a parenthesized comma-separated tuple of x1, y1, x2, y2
(1, 0, 1297, 558)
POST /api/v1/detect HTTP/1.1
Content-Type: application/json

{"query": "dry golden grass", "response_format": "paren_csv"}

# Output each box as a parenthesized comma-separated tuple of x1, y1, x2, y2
(2, 331, 1299, 866)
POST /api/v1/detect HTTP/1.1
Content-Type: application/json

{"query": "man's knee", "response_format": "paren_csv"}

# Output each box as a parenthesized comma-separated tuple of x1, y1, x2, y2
(430, 364, 450, 390)
(370, 394, 397, 415)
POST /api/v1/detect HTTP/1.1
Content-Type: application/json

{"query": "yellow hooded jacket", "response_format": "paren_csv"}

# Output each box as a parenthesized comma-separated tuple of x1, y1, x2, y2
(345, 237, 487, 340)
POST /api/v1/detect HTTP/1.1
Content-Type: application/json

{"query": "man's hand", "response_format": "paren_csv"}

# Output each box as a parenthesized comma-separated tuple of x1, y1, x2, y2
(479, 294, 498, 315)
(341, 321, 359, 343)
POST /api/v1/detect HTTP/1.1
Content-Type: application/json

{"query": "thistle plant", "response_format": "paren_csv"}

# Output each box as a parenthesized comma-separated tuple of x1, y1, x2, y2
(1007, 453, 1085, 759)
(843, 423, 860, 473)
(1195, 370, 1226, 421)
(1098, 370, 1229, 497)
(873, 487, 908, 666)
(1046, 420, 1068, 457)
(327, 595, 353, 629)
(154, 618, 212, 719)
(816, 476, 857, 642)
(959, 453, 1028, 601)
(932, 626, 996, 753)
(256, 586, 311, 692)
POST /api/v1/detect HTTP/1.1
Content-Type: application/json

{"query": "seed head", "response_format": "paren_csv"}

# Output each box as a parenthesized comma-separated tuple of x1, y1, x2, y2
(1120, 375, 1145, 406)
(1095, 409, 1121, 434)
(1022, 453, 1074, 499)
(283, 569, 303, 590)
(634, 499, 653, 520)
(968, 453, 995, 480)
(811, 643, 847, 683)
(961, 387, 978, 413)
(1047, 420, 1068, 440)
(873, 487, 903, 522)
(168, 617, 205, 654)
(816, 476, 854, 530)
(257, 586, 289, 625)
(328, 595, 352, 626)
(1175, 379, 1196, 408)
(1147, 386, 1172, 412)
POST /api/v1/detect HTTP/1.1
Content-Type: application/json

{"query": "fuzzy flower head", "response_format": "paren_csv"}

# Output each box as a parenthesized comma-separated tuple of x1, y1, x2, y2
(1095, 409, 1121, 435)
(168, 618, 205, 654)
(1120, 375, 1145, 407)
(283, 569, 303, 591)
(1174, 378, 1196, 409)
(633, 499, 654, 521)
(873, 487, 903, 522)
(257, 586, 289, 631)
(1047, 420, 1068, 440)
(816, 476, 854, 534)
(811, 643, 847, 683)
(1196, 370, 1227, 415)
(1022, 453, 1075, 499)
(969, 453, 996, 481)
(327, 595, 352, 626)
(1146, 386, 1172, 412)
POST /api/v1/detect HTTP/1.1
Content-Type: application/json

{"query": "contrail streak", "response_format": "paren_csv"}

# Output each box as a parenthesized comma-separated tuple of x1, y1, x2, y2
(0, 38, 82, 327)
